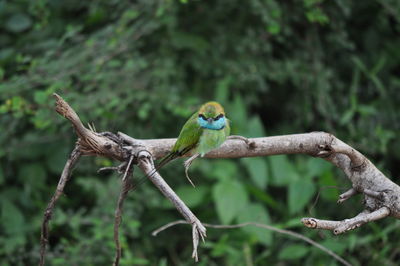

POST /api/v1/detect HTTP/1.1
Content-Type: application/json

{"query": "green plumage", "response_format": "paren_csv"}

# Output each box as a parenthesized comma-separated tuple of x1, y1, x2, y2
(131, 101, 230, 189)
(157, 101, 230, 168)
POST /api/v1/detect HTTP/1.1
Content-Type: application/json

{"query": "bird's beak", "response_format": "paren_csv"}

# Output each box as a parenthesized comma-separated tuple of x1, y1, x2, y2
(207, 118, 213, 123)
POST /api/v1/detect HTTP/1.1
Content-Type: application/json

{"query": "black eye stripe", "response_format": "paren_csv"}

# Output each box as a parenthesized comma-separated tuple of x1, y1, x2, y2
(199, 114, 224, 121)
(213, 114, 224, 121)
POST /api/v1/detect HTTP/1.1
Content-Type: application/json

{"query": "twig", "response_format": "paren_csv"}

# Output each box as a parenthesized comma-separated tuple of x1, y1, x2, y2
(337, 188, 358, 203)
(113, 169, 133, 266)
(308, 186, 347, 216)
(122, 153, 134, 182)
(302, 207, 390, 234)
(151, 220, 352, 266)
(39, 146, 81, 266)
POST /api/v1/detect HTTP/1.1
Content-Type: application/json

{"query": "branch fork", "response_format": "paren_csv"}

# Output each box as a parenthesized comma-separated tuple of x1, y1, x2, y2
(40, 93, 400, 265)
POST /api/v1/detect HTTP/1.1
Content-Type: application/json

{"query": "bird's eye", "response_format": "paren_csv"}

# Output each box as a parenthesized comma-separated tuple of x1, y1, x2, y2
(213, 114, 224, 121)
(198, 114, 207, 120)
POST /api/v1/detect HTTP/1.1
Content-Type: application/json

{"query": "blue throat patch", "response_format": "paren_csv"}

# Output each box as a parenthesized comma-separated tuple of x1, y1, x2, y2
(198, 116, 226, 130)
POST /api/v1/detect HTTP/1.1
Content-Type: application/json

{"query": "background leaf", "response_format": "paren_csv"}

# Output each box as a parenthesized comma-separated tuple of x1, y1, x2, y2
(236, 203, 272, 245)
(242, 157, 269, 189)
(213, 180, 248, 224)
(288, 179, 316, 214)
(278, 244, 309, 260)
(176, 185, 208, 208)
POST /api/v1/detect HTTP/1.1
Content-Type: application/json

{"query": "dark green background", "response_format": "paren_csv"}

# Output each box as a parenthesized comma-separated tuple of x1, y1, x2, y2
(1, 0, 399, 265)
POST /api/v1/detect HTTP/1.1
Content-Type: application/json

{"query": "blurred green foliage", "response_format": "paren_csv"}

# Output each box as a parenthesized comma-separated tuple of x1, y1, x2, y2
(1, 0, 400, 265)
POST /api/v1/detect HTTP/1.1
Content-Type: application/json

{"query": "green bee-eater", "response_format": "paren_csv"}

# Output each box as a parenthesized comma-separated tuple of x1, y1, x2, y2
(157, 101, 230, 185)
(131, 101, 230, 188)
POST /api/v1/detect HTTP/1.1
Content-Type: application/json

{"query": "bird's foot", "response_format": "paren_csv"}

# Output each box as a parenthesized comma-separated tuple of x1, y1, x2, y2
(227, 135, 256, 149)
(184, 154, 200, 187)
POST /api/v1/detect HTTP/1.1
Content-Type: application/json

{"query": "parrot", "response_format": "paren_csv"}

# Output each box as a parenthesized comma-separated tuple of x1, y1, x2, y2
(133, 101, 230, 188)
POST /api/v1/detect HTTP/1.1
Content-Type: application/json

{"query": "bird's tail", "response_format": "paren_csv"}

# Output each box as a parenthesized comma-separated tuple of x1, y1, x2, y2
(129, 151, 181, 189)
(128, 143, 196, 189)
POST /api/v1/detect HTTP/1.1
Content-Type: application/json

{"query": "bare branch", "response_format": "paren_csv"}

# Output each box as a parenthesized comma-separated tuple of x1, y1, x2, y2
(136, 150, 206, 261)
(42, 94, 400, 264)
(113, 171, 133, 266)
(117, 132, 400, 223)
(337, 188, 358, 203)
(39, 146, 81, 266)
(302, 207, 390, 235)
(152, 220, 352, 266)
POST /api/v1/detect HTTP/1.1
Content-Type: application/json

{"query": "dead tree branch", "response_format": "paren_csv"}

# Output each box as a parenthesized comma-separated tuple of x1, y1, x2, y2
(119, 131, 400, 227)
(39, 146, 81, 266)
(112, 169, 133, 266)
(41, 93, 400, 264)
(136, 150, 206, 261)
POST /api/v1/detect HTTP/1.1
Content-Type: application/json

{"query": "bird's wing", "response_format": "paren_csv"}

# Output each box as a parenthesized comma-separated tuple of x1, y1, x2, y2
(172, 111, 203, 154)
(156, 112, 202, 169)
(130, 112, 203, 190)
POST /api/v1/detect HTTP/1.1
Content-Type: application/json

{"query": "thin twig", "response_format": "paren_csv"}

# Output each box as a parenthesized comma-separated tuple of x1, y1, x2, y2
(308, 186, 348, 216)
(338, 188, 358, 204)
(39, 146, 81, 266)
(113, 169, 133, 266)
(152, 220, 352, 266)
(122, 153, 134, 181)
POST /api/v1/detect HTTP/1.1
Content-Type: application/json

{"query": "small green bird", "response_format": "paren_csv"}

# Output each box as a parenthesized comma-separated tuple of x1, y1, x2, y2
(157, 101, 230, 185)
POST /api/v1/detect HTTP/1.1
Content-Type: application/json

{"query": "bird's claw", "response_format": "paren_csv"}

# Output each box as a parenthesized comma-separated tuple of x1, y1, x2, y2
(227, 135, 255, 149)
(184, 154, 200, 187)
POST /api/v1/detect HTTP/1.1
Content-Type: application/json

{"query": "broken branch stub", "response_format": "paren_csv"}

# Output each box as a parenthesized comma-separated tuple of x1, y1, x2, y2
(53, 93, 126, 161)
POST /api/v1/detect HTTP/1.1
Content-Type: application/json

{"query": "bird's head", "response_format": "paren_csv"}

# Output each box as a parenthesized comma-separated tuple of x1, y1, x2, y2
(197, 101, 226, 130)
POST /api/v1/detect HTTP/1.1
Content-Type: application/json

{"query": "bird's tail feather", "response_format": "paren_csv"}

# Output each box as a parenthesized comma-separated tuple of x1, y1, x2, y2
(130, 147, 195, 189)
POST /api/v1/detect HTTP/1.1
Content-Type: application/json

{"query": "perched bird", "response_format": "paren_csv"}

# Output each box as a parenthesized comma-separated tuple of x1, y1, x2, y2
(156, 101, 230, 186)
(130, 101, 230, 189)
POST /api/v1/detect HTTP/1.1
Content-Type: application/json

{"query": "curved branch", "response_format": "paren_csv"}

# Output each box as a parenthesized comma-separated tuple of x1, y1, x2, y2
(39, 146, 81, 266)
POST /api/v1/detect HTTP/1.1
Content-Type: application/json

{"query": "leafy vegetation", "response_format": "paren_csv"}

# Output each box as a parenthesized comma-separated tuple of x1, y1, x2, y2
(1, 0, 399, 265)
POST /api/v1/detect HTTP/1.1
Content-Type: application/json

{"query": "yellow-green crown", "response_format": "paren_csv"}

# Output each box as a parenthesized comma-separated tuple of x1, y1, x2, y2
(199, 101, 225, 118)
